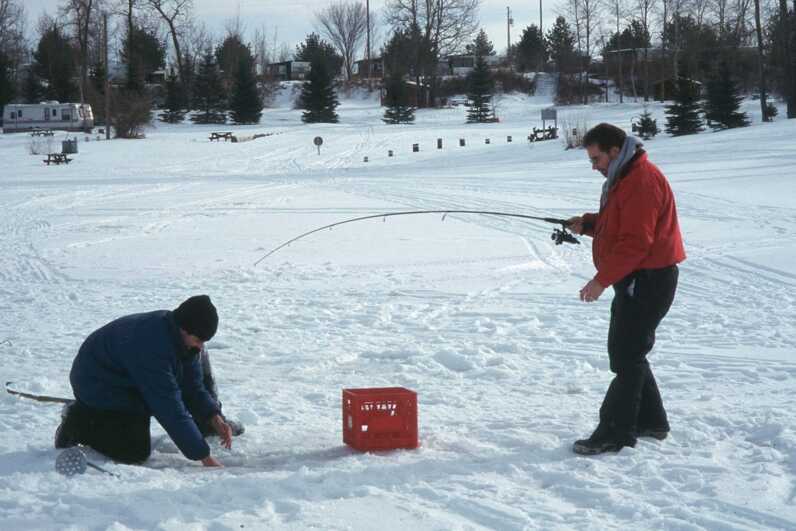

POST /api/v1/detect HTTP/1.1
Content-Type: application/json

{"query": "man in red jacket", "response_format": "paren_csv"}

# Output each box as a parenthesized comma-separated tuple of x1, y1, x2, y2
(566, 123, 686, 455)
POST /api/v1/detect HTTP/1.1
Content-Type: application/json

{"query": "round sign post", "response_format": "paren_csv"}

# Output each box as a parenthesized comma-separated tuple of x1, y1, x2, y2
(314, 136, 323, 155)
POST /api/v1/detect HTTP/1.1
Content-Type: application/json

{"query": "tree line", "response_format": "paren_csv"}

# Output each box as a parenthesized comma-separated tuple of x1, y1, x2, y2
(509, 0, 795, 120)
(1, 0, 794, 136)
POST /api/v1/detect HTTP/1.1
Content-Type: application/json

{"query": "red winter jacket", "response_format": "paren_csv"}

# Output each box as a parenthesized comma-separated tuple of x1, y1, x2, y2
(581, 150, 686, 287)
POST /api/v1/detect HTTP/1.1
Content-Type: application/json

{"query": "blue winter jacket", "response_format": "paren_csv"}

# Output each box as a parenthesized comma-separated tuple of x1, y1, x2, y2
(70, 310, 219, 461)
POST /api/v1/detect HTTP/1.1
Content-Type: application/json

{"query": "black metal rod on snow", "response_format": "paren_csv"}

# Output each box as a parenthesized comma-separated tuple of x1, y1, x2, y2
(254, 210, 576, 265)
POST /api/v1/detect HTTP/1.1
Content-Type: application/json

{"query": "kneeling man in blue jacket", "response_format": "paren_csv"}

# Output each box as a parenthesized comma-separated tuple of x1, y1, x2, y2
(55, 295, 235, 467)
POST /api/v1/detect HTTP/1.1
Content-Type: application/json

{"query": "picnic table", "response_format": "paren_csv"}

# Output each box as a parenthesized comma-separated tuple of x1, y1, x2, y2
(31, 129, 54, 137)
(209, 131, 234, 142)
(527, 126, 558, 142)
(43, 153, 72, 165)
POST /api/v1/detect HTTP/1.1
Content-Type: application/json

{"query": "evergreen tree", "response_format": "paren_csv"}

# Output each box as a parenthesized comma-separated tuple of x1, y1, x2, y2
(300, 56, 339, 123)
(295, 33, 343, 79)
(466, 30, 496, 57)
(122, 26, 166, 93)
(514, 25, 547, 72)
(664, 70, 704, 136)
(466, 31, 495, 123)
(382, 28, 414, 75)
(381, 24, 436, 107)
(33, 25, 79, 102)
(89, 60, 106, 98)
(191, 51, 227, 124)
(22, 69, 43, 103)
(382, 72, 415, 124)
(159, 71, 186, 123)
(230, 54, 263, 124)
(216, 34, 250, 87)
(703, 61, 749, 130)
(181, 52, 197, 110)
(547, 17, 577, 74)
(547, 16, 580, 103)
(636, 107, 659, 139)
(0, 51, 15, 112)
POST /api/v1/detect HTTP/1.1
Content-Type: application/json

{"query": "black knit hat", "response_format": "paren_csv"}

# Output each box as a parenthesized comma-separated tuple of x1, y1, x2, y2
(173, 295, 218, 341)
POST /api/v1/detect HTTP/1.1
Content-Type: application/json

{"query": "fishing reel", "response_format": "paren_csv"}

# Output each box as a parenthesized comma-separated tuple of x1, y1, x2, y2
(551, 225, 580, 245)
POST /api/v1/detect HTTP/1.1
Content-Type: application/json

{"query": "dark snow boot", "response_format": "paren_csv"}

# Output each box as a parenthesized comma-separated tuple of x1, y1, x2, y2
(572, 437, 621, 455)
(573, 424, 634, 455)
(54, 402, 78, 449)
(636, 427, 669, 441)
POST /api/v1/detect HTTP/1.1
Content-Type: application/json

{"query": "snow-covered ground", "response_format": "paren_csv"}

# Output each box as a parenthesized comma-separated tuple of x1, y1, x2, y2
(1, 85, 795, 530)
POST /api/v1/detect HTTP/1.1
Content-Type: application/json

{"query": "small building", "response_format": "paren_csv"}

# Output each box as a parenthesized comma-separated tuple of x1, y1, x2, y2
(352, 57, 384, 80)
(652, 77, 703, 101)
(266, 61, 311, 81)
(380, 79, 432, 108)
(146, 69, 167, 85)
(445, 55, 504, 77)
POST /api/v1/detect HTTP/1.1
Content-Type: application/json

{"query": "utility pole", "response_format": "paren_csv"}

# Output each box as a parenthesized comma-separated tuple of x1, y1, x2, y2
(540, 0, 543, 34)
(366, 0, 371, 84)
(507, 7, 513, 54)
(104, 12, 110, 140)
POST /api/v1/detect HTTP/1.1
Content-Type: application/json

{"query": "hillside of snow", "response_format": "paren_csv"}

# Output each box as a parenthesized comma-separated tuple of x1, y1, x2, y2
(1, 85, 795, 530)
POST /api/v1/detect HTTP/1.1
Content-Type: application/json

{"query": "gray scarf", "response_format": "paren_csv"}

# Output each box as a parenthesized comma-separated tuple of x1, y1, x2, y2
(601, 136, 643, 208)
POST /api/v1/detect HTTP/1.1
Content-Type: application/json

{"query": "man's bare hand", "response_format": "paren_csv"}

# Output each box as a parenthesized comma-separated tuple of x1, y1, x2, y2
(566, 216, 584, 235)
(210, 414, 233, 449)
(579, 279, 605, 302)
(201, 455, 223, 467)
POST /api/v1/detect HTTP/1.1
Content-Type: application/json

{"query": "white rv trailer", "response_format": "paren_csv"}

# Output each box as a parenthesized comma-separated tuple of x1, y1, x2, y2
(2, 102, 94, 133)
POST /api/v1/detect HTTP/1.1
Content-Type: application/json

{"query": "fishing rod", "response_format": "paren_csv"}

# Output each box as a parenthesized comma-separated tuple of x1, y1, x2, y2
(6, 381, 72, 404)
(254, 210, 579, 265)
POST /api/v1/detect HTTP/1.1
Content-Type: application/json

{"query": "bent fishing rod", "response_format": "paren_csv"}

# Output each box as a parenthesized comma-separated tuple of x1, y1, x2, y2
(6, 381, 72, 403)
(254, 210, 579, 265)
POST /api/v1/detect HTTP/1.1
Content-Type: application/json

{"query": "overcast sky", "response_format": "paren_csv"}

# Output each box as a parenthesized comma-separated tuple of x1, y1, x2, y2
(23, 0, 560, 56)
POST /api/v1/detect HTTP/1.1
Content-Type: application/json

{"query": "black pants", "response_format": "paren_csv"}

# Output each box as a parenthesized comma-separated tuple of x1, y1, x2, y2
(597, 265, 679, 445)
(66, 401, 152, 464)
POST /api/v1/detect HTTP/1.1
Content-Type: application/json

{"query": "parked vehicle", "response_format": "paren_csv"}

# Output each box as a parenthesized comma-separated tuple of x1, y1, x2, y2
(2, 102, 94, 133)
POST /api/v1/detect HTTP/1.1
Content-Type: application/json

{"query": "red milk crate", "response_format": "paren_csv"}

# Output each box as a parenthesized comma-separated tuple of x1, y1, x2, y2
(342, 387, 418, 451)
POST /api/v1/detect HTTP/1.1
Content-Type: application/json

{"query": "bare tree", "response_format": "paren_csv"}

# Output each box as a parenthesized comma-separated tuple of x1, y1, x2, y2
(778, 0, 794, 117)
(0, 0, 27, 61)
(752, 0, 769, 120)
(690, 0, 711, 25)
(253, 26, 272, 76)
(144, 0, 193, 81)
(609, 0, 627, 102)
(315, 1, 368, 80)
(562, 0, 602, 103)
(730, 0, 753, 44)
(277, 42, 292, 62)
(184, 18, 212, 57)
(385, 0, 480, 56)
(61, 0, 103, 103)
(658, 0, 685, 98)
(635, 0, 656, 101)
